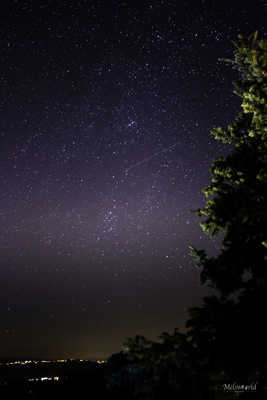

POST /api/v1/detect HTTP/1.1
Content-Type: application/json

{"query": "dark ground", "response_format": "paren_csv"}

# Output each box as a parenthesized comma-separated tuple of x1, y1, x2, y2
(0, 358, 264, 399)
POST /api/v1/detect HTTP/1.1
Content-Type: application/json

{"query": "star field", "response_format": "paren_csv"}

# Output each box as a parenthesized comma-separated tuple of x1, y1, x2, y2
(0, 0, 266, 359)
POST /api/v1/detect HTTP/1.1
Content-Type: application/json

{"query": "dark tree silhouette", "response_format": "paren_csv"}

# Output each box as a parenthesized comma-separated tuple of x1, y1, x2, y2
(187, 32, 267, 394)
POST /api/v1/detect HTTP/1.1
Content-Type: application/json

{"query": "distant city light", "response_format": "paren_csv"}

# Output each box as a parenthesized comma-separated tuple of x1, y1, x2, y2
(28, 376, 60, 382)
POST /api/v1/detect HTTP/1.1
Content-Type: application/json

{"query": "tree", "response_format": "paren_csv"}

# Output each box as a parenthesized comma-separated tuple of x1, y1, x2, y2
(190, 32, 267, 296)
(122, 331, 207, 399)
(187, 32, 267, 392)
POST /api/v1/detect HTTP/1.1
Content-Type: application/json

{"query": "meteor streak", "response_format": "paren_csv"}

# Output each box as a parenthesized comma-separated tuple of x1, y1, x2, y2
(125, 142, 179, 174)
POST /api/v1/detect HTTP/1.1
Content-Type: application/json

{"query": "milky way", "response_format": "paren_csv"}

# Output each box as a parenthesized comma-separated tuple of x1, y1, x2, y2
(0, 0, 266, 360)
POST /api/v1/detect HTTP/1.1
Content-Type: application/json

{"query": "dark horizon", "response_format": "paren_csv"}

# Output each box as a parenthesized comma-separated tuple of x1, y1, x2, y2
(1, 0, 266, 361)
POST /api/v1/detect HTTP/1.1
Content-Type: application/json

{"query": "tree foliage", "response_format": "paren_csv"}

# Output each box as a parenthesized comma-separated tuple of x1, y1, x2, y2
(192, 32, 267, 296)
(187, 31, 267, 391)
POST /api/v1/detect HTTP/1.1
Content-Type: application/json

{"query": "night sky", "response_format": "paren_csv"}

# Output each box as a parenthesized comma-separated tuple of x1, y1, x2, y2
(1, 0, 266, 360)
